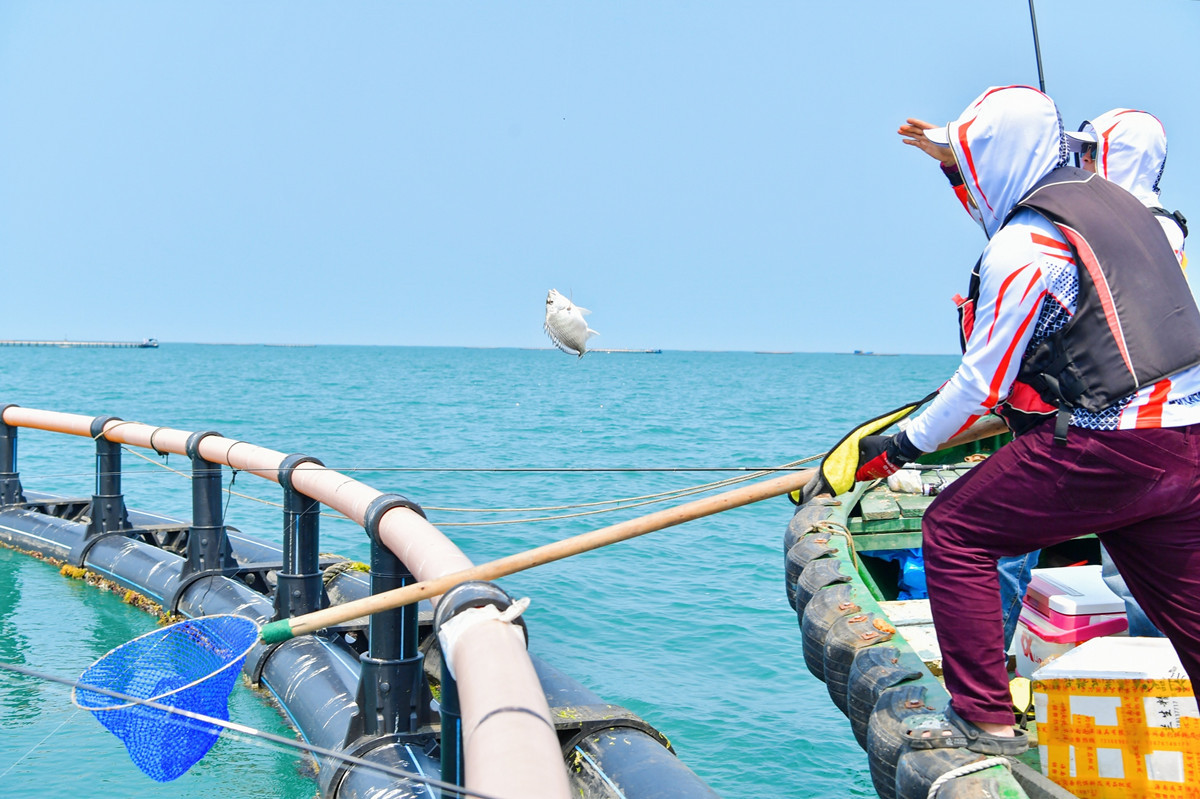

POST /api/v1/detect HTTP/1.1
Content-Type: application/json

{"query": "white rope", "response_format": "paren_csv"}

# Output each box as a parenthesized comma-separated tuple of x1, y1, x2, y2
(0, 711, 79, 779)
(116, 444, 819, 526)
(927, 756, 1011, 798)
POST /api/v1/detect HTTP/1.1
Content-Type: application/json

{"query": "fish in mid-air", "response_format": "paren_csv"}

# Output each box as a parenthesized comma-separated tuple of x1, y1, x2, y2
(544, 289, 599, 357)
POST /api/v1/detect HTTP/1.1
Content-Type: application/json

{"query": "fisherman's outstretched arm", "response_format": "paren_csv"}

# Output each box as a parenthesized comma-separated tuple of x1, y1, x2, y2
(903, 220, 1056, 452)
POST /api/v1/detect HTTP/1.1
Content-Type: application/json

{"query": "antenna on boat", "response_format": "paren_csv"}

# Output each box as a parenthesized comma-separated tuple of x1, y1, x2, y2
(1028, 0, 1046, 92)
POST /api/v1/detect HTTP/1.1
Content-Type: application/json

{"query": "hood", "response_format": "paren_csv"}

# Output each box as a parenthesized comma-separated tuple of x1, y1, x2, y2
(1081, 109, 1167, 206)
(932, 86, 1067, 238)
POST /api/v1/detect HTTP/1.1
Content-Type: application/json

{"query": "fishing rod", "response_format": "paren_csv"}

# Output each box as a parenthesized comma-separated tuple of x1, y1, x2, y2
(0, 659, 503, 799)
(1028, 0, 1046, 92)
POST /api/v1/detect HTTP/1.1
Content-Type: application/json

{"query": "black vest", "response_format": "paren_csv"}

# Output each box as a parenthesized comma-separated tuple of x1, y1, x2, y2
(1013, 167, 1200, 415)
(956, 167, 1200, 438)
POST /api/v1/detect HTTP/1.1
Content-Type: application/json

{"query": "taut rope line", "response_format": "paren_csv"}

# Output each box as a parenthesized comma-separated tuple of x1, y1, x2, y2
(0, 659, 504, 799)
(108, 445, 824, 527)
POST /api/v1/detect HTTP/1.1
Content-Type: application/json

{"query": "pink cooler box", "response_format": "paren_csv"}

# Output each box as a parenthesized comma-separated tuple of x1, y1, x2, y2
(1014, 565, 1129, 679)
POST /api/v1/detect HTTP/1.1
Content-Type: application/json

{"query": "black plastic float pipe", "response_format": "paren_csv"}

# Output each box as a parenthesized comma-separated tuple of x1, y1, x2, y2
(355, 493, 432, 738)
(88, 415, 129, 536)
(0, 404, 23, 506)
(276, 454, 328, 620)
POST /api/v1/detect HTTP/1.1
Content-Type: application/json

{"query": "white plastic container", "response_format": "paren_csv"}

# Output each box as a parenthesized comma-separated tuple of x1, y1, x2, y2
(1025, 565, 1127, 626)
(1014, 566, 1128, 679)
(1032, 637, 1197, 797)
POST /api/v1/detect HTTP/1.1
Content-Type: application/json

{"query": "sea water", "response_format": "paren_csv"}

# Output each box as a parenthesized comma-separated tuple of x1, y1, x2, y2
(0, 344, 958, 798)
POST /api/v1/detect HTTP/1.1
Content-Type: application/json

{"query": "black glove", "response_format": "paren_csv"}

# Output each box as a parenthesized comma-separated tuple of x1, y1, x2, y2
(855, 430, 923, 482)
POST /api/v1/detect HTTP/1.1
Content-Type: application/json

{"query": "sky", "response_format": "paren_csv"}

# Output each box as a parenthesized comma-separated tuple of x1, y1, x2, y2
(1, 1, 1197, 353)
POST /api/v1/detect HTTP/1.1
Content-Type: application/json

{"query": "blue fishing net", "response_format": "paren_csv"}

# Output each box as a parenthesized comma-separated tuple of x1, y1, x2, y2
(72, 615, 259, 782)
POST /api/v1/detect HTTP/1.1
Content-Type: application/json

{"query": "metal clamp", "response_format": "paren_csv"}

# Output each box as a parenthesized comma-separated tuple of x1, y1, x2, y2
(362, 493, 426, 546)
(278, 453, 324, 492)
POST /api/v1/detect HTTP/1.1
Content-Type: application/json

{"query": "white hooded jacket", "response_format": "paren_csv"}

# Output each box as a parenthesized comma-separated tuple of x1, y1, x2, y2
(1081, 109, 1186, 266)
(904, 87, 1200, 453)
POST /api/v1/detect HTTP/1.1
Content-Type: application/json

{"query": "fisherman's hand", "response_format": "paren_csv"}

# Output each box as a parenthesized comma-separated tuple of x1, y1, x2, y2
(898, 118, 956, 166)
(855, 431, 923, 482)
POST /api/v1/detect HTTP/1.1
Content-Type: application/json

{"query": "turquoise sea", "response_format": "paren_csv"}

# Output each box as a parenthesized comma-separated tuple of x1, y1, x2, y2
(0, 344, 959, 798)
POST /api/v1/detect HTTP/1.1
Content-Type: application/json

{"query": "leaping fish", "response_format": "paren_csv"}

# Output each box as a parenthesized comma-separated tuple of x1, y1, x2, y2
(544, 289, 599, 357)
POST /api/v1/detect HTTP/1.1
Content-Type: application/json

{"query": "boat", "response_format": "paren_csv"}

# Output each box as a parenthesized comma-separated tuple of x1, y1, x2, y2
(0, 404, 721, 798)
(782, 418, 1154, 799)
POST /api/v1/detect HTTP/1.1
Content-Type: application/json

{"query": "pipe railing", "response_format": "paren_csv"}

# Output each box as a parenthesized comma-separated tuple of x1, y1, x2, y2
(0, 404, 570, 799)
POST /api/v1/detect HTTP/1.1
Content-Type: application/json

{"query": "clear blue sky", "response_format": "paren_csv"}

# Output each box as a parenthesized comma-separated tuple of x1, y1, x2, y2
(1, 2, 1196, 353)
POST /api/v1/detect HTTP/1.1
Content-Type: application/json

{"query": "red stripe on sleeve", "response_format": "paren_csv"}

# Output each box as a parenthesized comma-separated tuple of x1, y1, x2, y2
(985, 264, 1033, 345)
(1019, 267, 1043, 304)
(1030, 232, 1071, 252)
(947, 414, 984, 441)
(983, 290, 1048, 408)
(952, 184, 971, 216)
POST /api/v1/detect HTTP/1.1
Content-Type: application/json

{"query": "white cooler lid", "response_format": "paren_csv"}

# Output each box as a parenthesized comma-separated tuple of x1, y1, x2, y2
(1028, 564, 1126, 615)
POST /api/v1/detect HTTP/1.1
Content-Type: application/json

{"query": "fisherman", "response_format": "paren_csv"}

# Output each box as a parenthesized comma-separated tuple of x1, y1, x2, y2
(898, 114, 1047, 652)
(854, 85, 1200, 753)
(1075, 109, 1187, 269)
(898, 106, 1190, 648)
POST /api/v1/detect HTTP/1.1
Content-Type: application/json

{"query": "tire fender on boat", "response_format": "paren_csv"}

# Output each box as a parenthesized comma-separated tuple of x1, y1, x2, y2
(895, 748, 1004, 799)
(793, 557, 852, 615)
(785, 534, 838, 610)
(822, 613, 895, 716)
(798, 582, 860, 682)
(846, 646, 922, 749)
(866, 684, 933, 799)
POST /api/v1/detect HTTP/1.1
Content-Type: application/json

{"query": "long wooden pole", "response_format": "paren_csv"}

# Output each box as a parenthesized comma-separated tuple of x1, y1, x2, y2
(261, 466, 815, 642)
(260, 414, 1008, 644)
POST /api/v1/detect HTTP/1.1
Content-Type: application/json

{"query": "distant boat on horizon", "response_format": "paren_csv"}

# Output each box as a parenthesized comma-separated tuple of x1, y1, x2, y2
(591, 348, 662, 354)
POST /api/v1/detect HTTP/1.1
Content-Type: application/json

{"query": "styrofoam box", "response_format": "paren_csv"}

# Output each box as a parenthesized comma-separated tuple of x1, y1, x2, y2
(1033, 637, 1198, 796)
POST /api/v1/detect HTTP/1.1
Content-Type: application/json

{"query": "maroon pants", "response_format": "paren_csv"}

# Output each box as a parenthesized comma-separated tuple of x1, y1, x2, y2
(923, 421, 1200, 725)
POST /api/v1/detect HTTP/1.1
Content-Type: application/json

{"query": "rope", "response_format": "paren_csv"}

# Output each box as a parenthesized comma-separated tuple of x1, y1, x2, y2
(814, 519, 857, 570)
(122, 446, 192, 479)
(927, 756, 1010, 798)
(322, 559, 368, 586)
(434, 473, 762, 513)
(148, 426, 168, 456)
(90, 420, 139, 440)
(108, 446, 820, 527)
(0, 710, 80, 779)
(0, 659, 503, 799)
(222, 468, 239, 521)
(434, 470, 772, 527)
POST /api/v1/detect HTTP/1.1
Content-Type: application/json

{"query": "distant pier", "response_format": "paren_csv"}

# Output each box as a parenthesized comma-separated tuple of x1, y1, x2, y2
(0, 338, 159, 349)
